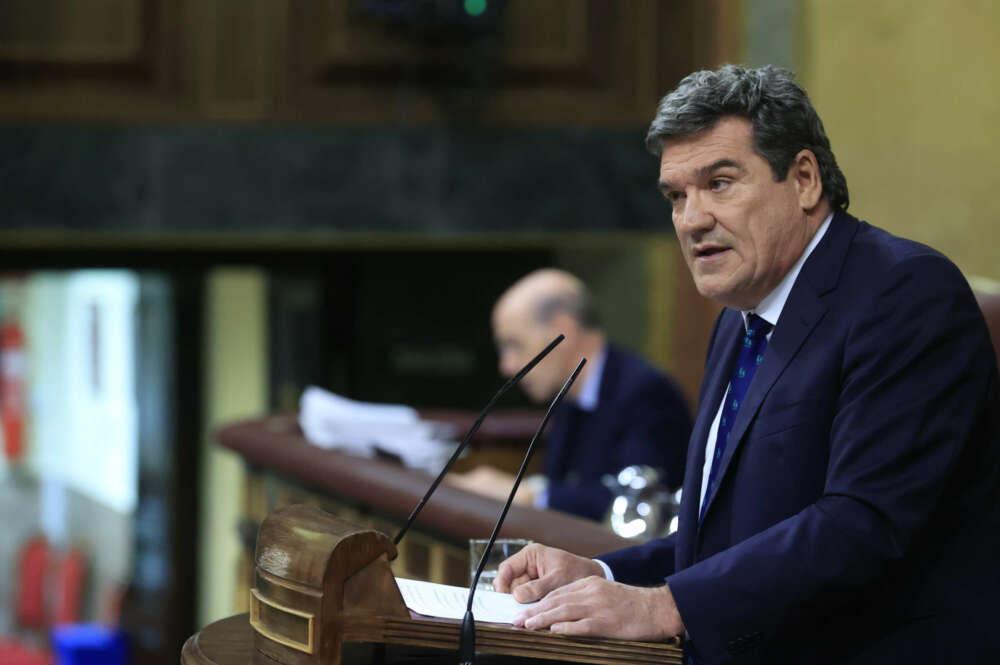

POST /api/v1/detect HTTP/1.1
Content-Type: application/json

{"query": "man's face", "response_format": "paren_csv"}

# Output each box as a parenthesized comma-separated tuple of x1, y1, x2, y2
(491, 302, 566, 403)
(659, 116, 815, 310)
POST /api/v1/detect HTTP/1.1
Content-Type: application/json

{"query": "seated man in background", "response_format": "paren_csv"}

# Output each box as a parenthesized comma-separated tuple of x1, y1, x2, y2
(447, 268, 692, 521)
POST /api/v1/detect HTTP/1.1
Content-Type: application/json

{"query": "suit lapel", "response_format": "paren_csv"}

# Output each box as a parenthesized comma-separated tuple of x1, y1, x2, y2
(695, 212, 860, 532)
(676, 309, 743, 568)
(702, 291, 827, 521)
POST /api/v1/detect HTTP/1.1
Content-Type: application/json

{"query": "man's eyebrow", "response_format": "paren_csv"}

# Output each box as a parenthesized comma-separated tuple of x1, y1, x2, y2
(696, 158, 742, 178)
(659, 158, 744, 193)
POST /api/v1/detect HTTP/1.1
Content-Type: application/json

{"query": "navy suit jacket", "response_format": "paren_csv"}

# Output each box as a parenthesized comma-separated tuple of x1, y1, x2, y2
(542, 344, 691, 521)
(600, 212, 1000, 664)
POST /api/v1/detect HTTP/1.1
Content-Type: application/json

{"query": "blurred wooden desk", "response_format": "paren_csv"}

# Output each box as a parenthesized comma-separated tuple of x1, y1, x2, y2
(217, 415, 634, 602)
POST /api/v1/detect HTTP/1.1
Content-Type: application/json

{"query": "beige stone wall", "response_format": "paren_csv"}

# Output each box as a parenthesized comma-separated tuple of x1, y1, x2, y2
(199, 269, 268, 627)
(799, 0, 1000, 281)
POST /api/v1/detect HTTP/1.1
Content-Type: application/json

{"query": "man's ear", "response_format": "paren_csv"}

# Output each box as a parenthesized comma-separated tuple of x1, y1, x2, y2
(548, 310, 579, 340)
(792, 149, 824, 211)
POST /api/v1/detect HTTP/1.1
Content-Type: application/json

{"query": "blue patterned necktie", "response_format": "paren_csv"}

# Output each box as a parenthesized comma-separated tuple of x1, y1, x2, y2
(699, 313, 773, 523)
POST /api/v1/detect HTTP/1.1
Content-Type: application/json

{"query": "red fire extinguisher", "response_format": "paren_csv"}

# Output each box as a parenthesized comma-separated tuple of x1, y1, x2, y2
(1, 318, 25, 462)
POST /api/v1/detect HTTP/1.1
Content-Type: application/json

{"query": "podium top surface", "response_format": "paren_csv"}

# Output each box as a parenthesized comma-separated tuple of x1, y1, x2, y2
(182, 614, 680, 665)
(183, 615, 398, 665)
(181, 614, 253, 665)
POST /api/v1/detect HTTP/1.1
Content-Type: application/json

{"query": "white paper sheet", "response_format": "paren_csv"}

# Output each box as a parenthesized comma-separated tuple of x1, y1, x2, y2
(395, 577, 537, 625)
(298, 386, 457, 473)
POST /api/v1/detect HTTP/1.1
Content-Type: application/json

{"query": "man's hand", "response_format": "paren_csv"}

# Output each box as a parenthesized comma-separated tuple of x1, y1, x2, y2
(446, 466, 535, 505)
(493, 543, 604, 603)
(514, 576, 685, 641)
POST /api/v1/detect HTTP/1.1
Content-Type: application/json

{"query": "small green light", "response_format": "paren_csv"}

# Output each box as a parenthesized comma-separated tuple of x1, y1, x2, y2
(464, 0, 487, 17)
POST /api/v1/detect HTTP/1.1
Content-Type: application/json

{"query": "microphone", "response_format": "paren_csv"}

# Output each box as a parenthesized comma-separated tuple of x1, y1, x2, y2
(393, 334, 565, 546)
(459, 357, 587, 665)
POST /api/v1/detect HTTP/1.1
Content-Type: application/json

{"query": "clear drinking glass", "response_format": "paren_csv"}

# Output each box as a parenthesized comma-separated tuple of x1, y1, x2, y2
(468, 538, 532, 591)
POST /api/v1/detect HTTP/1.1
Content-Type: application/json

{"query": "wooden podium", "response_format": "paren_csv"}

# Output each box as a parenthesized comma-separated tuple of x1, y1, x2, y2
(183, 503, 682, 665)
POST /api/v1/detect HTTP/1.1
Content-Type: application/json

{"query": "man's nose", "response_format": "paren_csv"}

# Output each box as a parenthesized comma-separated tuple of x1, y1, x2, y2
(677, 190, 715, 233)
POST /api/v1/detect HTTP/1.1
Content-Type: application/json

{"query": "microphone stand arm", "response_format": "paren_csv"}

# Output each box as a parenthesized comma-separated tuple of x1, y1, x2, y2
(394, 334, 565, 546)
(459, 357, 587, 665)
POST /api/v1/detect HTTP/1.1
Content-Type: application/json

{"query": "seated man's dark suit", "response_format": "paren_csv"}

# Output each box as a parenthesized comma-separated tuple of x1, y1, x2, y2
(542, 344, 692, 521)
(600, 212, 1000, 664)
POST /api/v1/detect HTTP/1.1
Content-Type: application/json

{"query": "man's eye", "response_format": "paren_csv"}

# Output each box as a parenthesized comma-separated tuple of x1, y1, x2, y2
(667, 191, 684, 203)
(710, 179, 730, 192)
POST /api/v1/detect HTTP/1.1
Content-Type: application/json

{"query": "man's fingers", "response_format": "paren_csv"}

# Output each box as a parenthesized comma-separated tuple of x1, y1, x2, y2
(522, 601, 591, 631)
(494, 550, 531, 593)
(495, 544, 597, 601)
(550, 618, 602, 636)
(515, 577, 683, 641)
(508, 574, 533, 592)
(511, 576, 554, 603)
(524, 575, 598, 605)
(493, 567, 513, 593)
(516, 572, 600, 604)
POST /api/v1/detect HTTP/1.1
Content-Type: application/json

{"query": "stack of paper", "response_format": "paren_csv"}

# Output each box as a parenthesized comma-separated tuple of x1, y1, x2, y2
(299, 386, 457, 474)
(395, 577, 537, 624)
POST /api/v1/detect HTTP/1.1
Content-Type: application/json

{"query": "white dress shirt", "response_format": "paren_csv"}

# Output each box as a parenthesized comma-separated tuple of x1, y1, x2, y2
(698, 213, 832, 507)
(574, 344, 607, 413)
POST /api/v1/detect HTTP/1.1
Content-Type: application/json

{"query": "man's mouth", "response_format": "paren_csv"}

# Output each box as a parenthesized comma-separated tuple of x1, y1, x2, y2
(693, 245, 729, 258)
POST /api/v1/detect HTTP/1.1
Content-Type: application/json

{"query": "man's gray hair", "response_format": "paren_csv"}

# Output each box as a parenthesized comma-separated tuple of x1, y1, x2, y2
(646, 64, 849, 211)
(534, 291, 602, 331)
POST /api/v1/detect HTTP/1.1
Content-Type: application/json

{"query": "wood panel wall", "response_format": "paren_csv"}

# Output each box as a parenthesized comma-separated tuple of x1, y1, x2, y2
(0, 0, 718, 125)
(0, 0, 737, 414)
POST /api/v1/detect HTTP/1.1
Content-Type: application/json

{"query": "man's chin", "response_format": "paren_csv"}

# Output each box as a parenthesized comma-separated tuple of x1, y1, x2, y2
(693, 279, 726, 301)
(521, 387, 548, 404)
(693, 280, 744, 309)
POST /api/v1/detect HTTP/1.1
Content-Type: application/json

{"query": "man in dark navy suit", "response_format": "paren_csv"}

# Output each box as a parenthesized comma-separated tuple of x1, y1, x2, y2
(494, 65, 1000, 664)
(448, 268, 691, 521)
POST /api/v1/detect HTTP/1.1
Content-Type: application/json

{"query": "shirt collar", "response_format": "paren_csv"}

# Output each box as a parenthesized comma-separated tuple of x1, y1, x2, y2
(743, 212, 833, 330)
(574, 344, 607, 411)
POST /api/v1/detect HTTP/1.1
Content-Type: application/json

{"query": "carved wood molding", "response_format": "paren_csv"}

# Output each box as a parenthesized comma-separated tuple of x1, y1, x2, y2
(190, 0, 287, 120)
(0, 0, 143, 63)
(281, 0, 699, 125)
(0, 0, 717, 124)
(0, 0, 185, 120)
